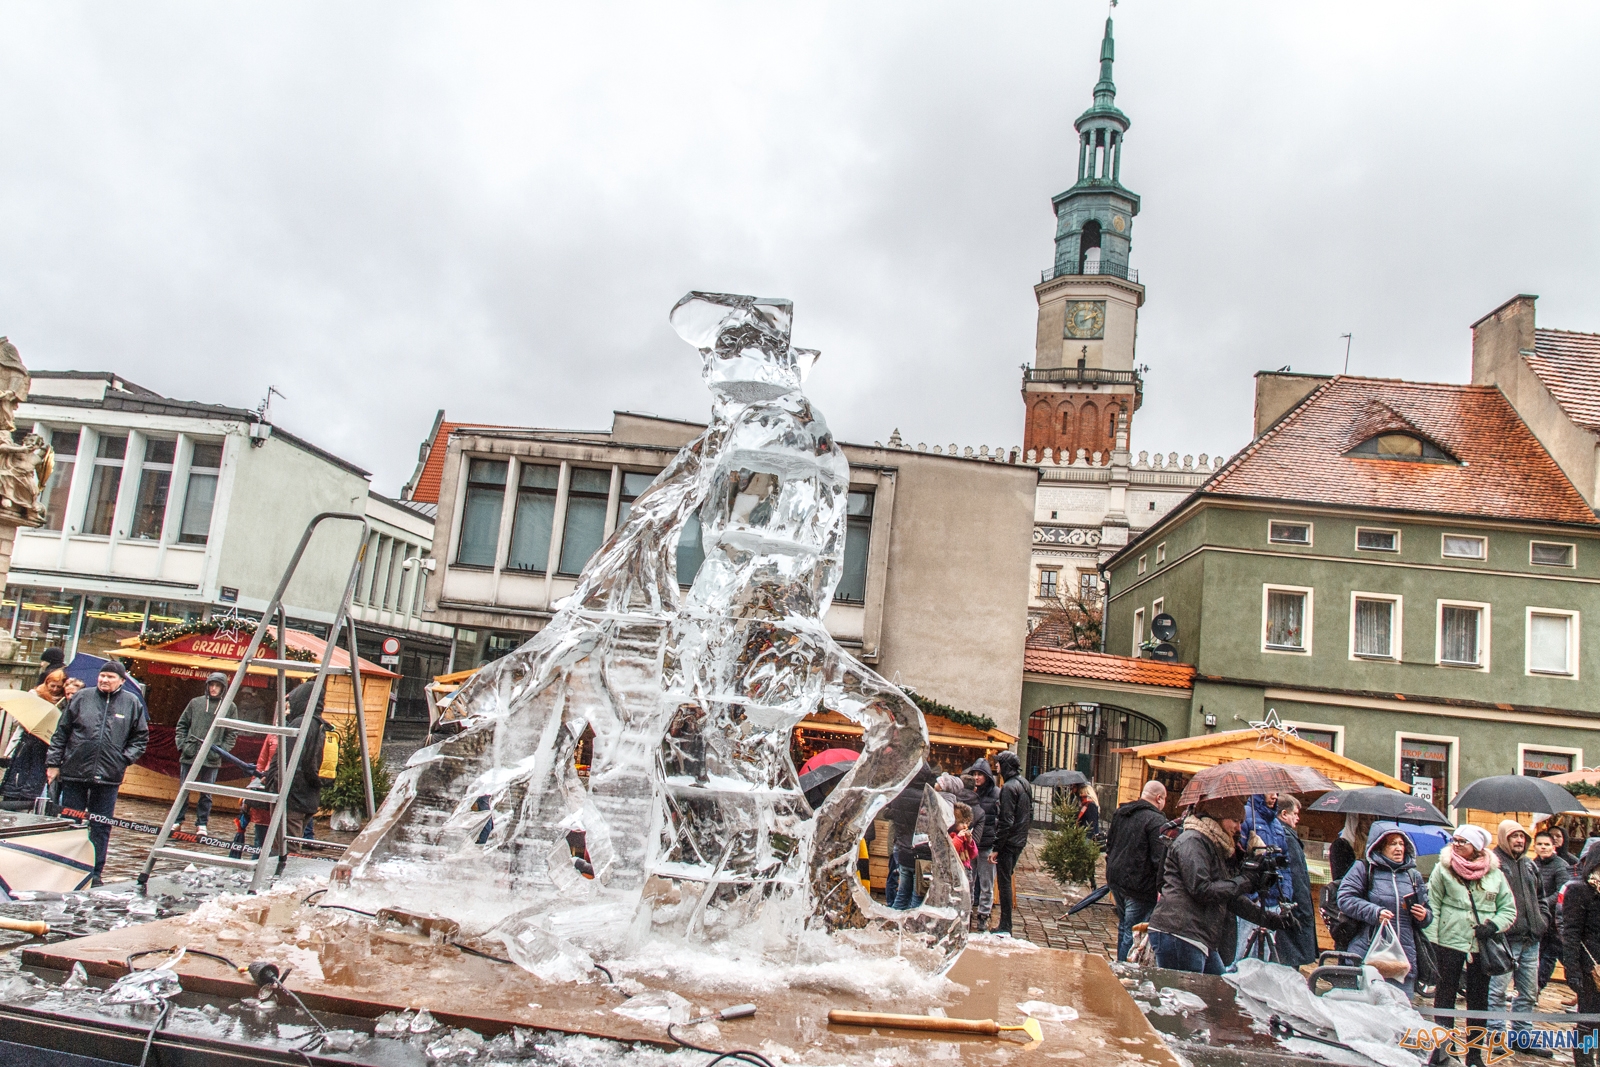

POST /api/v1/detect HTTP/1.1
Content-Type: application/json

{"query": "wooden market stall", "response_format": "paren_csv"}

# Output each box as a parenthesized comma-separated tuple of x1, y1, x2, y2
(111, 622, 398, 805)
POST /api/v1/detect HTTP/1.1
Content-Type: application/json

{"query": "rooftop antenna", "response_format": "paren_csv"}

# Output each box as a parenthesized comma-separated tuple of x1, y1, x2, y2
(258, 385, 286, 422)
(251, 385, 286, 448)
(1340, 333, 1353, 374)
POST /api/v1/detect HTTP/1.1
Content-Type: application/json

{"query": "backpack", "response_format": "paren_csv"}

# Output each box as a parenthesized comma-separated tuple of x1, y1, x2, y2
(318, 730, 340, 783)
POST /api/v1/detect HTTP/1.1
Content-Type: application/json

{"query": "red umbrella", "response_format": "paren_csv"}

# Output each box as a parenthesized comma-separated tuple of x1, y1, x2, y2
(1178, 758, 1339, 808)
(799, 748, 860, 776)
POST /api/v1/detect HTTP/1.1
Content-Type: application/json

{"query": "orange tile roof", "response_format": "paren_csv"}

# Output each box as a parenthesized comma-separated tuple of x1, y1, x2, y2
(1204, 376, 1598, 526)
(1526, 328, 1600, 434)
(407, 417, 511, 504)
(1023, 647, 1195, 690)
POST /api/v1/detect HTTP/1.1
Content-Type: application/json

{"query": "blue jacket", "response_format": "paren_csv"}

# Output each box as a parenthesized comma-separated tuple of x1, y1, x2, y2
(1242, 795, 1294, 907)
(1338, 833, 1434, 984)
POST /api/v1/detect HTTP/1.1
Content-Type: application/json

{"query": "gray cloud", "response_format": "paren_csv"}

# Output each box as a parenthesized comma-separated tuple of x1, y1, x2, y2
(2, 2, 1596, 492)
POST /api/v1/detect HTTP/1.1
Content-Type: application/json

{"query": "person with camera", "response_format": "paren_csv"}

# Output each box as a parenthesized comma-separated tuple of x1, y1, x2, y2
(1336, 828, 1432, 993)
(1560, 846, 1600, 1067)
(1145, 794, 1295, 975)
(1425, 824, 1515, 1067)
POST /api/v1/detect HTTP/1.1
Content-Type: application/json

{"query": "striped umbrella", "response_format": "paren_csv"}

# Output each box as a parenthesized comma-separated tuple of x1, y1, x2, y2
(1178, 758, 1340, 808)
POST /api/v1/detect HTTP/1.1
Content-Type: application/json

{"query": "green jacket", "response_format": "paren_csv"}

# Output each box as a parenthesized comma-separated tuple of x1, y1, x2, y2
(1424, 859, 1516, 954)
(173, 673, 235, 769)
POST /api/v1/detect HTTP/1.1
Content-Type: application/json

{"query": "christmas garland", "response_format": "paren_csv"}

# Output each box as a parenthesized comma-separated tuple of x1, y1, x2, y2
(139, 618, 318, 662)
(906, 690, 997, 733)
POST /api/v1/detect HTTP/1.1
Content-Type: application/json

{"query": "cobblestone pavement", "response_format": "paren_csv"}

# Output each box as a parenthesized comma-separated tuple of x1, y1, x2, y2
(982, 829, 1119, 956)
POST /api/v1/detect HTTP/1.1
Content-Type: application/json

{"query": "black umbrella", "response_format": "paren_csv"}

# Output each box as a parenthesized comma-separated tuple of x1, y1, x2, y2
(798, 756, 858, 807)
(1450, 774, 1584, 815)
(1033, 769, 1089, 789)
(1306, 786, 1450, 827)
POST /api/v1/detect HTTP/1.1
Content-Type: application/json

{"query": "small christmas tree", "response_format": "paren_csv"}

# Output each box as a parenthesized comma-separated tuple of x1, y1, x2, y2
(1039, 797, 1100, 886)
(320, 717, 392, 819)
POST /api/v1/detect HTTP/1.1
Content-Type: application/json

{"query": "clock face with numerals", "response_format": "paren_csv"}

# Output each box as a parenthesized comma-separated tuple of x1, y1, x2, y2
(1063, 300, 1106, 339)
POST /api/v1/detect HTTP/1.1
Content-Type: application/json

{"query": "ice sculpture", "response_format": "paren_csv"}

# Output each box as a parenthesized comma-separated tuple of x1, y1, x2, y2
(332, 292, 968, 975)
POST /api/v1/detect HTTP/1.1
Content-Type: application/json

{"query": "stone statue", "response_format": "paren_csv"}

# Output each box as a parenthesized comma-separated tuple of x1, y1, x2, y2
(0, 338, 54, 526)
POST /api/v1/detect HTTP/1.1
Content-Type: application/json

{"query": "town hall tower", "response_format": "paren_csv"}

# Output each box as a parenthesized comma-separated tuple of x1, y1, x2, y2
(1023, 17, 1144, 462)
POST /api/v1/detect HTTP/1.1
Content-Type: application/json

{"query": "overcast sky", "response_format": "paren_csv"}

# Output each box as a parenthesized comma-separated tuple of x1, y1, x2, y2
(2, 3, 1597, 493)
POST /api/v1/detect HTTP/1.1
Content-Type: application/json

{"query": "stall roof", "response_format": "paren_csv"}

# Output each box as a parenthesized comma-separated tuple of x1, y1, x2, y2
(1123, 727, 1409, 791)
(118, 627, 398, 679)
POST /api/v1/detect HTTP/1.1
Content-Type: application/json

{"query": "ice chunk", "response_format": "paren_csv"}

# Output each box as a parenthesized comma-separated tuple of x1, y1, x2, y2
(320, 1030, 368, 1053)
(1017, 1000, 1079, 1023)
(612, 989, 691, 1027)
(331, 292, 966, 978)
(61, 963, 89, 989)
(102, 968, 181, 1005)
(374, 1010, 413, 1035)
(410, 1007, 438, 1034)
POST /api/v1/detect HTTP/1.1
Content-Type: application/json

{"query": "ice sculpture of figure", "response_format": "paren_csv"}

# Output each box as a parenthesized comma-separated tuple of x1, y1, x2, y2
(332, 293, 968, 974)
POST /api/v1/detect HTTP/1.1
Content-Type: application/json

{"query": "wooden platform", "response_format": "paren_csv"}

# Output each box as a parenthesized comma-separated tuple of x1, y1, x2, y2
(22, 900, 1178, 1066)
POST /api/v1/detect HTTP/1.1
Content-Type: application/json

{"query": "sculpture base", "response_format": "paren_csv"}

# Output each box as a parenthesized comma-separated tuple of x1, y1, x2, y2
(19, 898, 1178, 1066)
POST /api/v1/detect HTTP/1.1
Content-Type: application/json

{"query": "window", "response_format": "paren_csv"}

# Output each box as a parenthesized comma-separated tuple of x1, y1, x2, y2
(82, 434, 126, 536)
(835, 491, 874, 602)
(1132, 608, 1145, 655)
(456, 458, 507, 567)
(1527, 609, 1577, 677)
(1356, 528, 1399, 552)
(558, 468, 611, 576)
(1152, 597, 1164, 619)
(1442, 534, 1486, 560)
(1348, 433, 1455, 463)
(129, 438, 175, 540)
(616, 471, 655, 526)
(506, 465, 559, 572)
(1438, 602, 1487, 668)
(1269, 521, 1311, 545)
(1397, 736, 1453, 807)
(78, 595, 147, 657)
(1352, 595, 1397, 659)
(1531, 541, 1575, 567)
(1295, 729, 1339, 752)
(1156, 543, 1167, 565)
(178, 442, 222, 545)
(41, 429, 78, 533)
(676, 514, 705, 588)
(1521, 747, 1580, 778)
(1137, 555, 1147, 575)
(1080, 572, 1098, 597)
(1263, 586, 1311, 652)
(1038, 569, 1058, 599)
(481, 631, 521, 663)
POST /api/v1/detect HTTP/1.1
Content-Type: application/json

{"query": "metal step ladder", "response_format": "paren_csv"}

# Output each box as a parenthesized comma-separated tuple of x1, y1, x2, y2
(137, 512, 375, 893)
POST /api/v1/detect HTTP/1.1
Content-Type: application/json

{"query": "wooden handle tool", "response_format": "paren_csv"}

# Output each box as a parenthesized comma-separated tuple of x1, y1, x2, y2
(828, 1010, 1042, 1042)
(0, 917, 49, 936)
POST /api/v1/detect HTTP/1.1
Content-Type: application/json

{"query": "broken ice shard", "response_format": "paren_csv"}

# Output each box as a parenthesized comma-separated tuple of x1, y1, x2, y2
(332, 292, 968, 973)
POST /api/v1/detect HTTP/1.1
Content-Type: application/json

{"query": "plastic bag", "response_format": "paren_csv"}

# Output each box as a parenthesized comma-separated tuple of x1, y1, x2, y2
(1128, 922, 1154, 966)
(1363, 918, 1410, 982)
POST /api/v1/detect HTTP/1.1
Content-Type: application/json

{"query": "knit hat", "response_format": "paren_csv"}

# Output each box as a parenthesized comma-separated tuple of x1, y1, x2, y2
(1197, 794, 1247, 822)
(1452, 824, 1493, 852)
(96, 658, 129, 680)
(936, 774, 964, 793)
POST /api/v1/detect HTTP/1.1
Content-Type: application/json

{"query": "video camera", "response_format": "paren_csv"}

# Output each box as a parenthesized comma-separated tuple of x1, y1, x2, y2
(1239, 845, 1289, 893)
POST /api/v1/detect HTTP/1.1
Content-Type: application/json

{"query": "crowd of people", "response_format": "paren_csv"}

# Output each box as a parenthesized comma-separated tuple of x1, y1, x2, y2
(0, 649, 332, 885)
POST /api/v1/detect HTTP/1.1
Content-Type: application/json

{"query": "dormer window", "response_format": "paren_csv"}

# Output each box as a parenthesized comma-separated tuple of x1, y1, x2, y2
(1348, 433, 1456, 464)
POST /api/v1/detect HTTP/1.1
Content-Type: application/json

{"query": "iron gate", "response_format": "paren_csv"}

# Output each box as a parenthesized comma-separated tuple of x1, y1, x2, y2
(1025, 703, 1166, 828)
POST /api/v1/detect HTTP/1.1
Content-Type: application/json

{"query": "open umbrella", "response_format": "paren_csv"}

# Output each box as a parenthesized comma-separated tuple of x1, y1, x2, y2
(1450, 774, 1584, 815)
(1033, 769, 1089, 789)
(798, 748, 860, 777)
(1306, 786, 1450, 826)
(1368, 820, 1453, 858)
(0, 689, 61, 744)
(798, 753, 858, 807)
(1178, 758, 1339, 808)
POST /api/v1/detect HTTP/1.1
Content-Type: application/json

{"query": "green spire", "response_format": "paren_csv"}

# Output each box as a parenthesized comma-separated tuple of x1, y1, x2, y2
(1093, 18, 1117, 107)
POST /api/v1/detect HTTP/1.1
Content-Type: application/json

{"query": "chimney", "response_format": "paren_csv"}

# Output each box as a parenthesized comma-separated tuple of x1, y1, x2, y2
(1253, 371, 1332, 438)
(1470, 294, 1537, 387)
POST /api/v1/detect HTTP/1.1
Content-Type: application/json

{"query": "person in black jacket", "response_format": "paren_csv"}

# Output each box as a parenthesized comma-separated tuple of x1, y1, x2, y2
(993, 749, 1032, 936)
(966, 758, 1000, 929)
(1533, 829, 1571, 991)
(46, 662, 148, 884)
(1145, 793, 1292, 974)
(267, 681, 329, 871)
(1105, 780, 1168, 961)
(1274, 795, 1320, 967)
(882, 762, 940, 909)
(1562, 847, 1600, 1067)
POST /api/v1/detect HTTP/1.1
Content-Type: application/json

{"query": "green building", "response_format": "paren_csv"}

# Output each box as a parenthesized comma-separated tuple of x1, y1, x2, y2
(1024, 351, 1600, 812)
